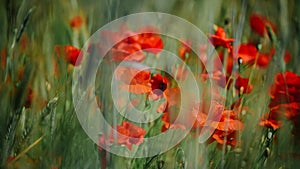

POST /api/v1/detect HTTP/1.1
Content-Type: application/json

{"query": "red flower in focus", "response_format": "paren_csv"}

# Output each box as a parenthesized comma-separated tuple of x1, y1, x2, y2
(148, 74, 168, 100)
(110, 121, 146, 150)
(249, 13, 276, 36)
(150, 74, 168, 94)
(208, 26, 234, 51)
(70, 15, 83, 29)
(55, 45, 83, 66)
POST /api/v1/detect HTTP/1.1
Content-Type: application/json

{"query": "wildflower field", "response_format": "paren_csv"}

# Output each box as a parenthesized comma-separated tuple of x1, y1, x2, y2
(0, 0, 300, 169)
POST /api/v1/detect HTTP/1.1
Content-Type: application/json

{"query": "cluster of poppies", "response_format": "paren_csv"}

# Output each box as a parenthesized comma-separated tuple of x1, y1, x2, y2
(53, 13, 298, 150)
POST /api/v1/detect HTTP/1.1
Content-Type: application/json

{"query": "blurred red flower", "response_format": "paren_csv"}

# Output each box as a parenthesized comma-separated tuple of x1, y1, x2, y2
(55, 45, 83, 66)
(130, 33, 163, 54)
(237, 43, 258, 65)
(270, 71, 300, 105)
(260, 71, 300, 130)
(284, 51, 292, 63)
(249, 13, 276, 36)
(70, 15, 83, 29)
(110, 42, 146, 62)
(101, 26, 163, 62)
(237, 43, 275, 68)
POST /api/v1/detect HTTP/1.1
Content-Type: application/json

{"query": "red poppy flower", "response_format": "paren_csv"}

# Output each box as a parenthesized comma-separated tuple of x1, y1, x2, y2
(110, 121, 146, 150)
(237, 43, 258, 65)
(209, 110, 243, 147)
(208, 26, 234, 51)
(55, 45, 83, 66)
(114, 66, 152, 94)
(114, 66, 168, 99)
(270, 102, 300, 120)
(237, 43, 276, 68)
(269, 72, 300, 109)
(136, 33, 163, 54)
(190, 100, 243, 147)
(269, 71, 300, 103)
(70, 15, 83, 29)
(260, 71, 300, 130)
(127, 27, 164, 54)
(259, 107, 284, 130)
(110, 42, 146, 62)
(259, 115, 281, 130)
(150, 74, 168, 96)
(102, 28, 163, 61)
(249, 13, 276, 36)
